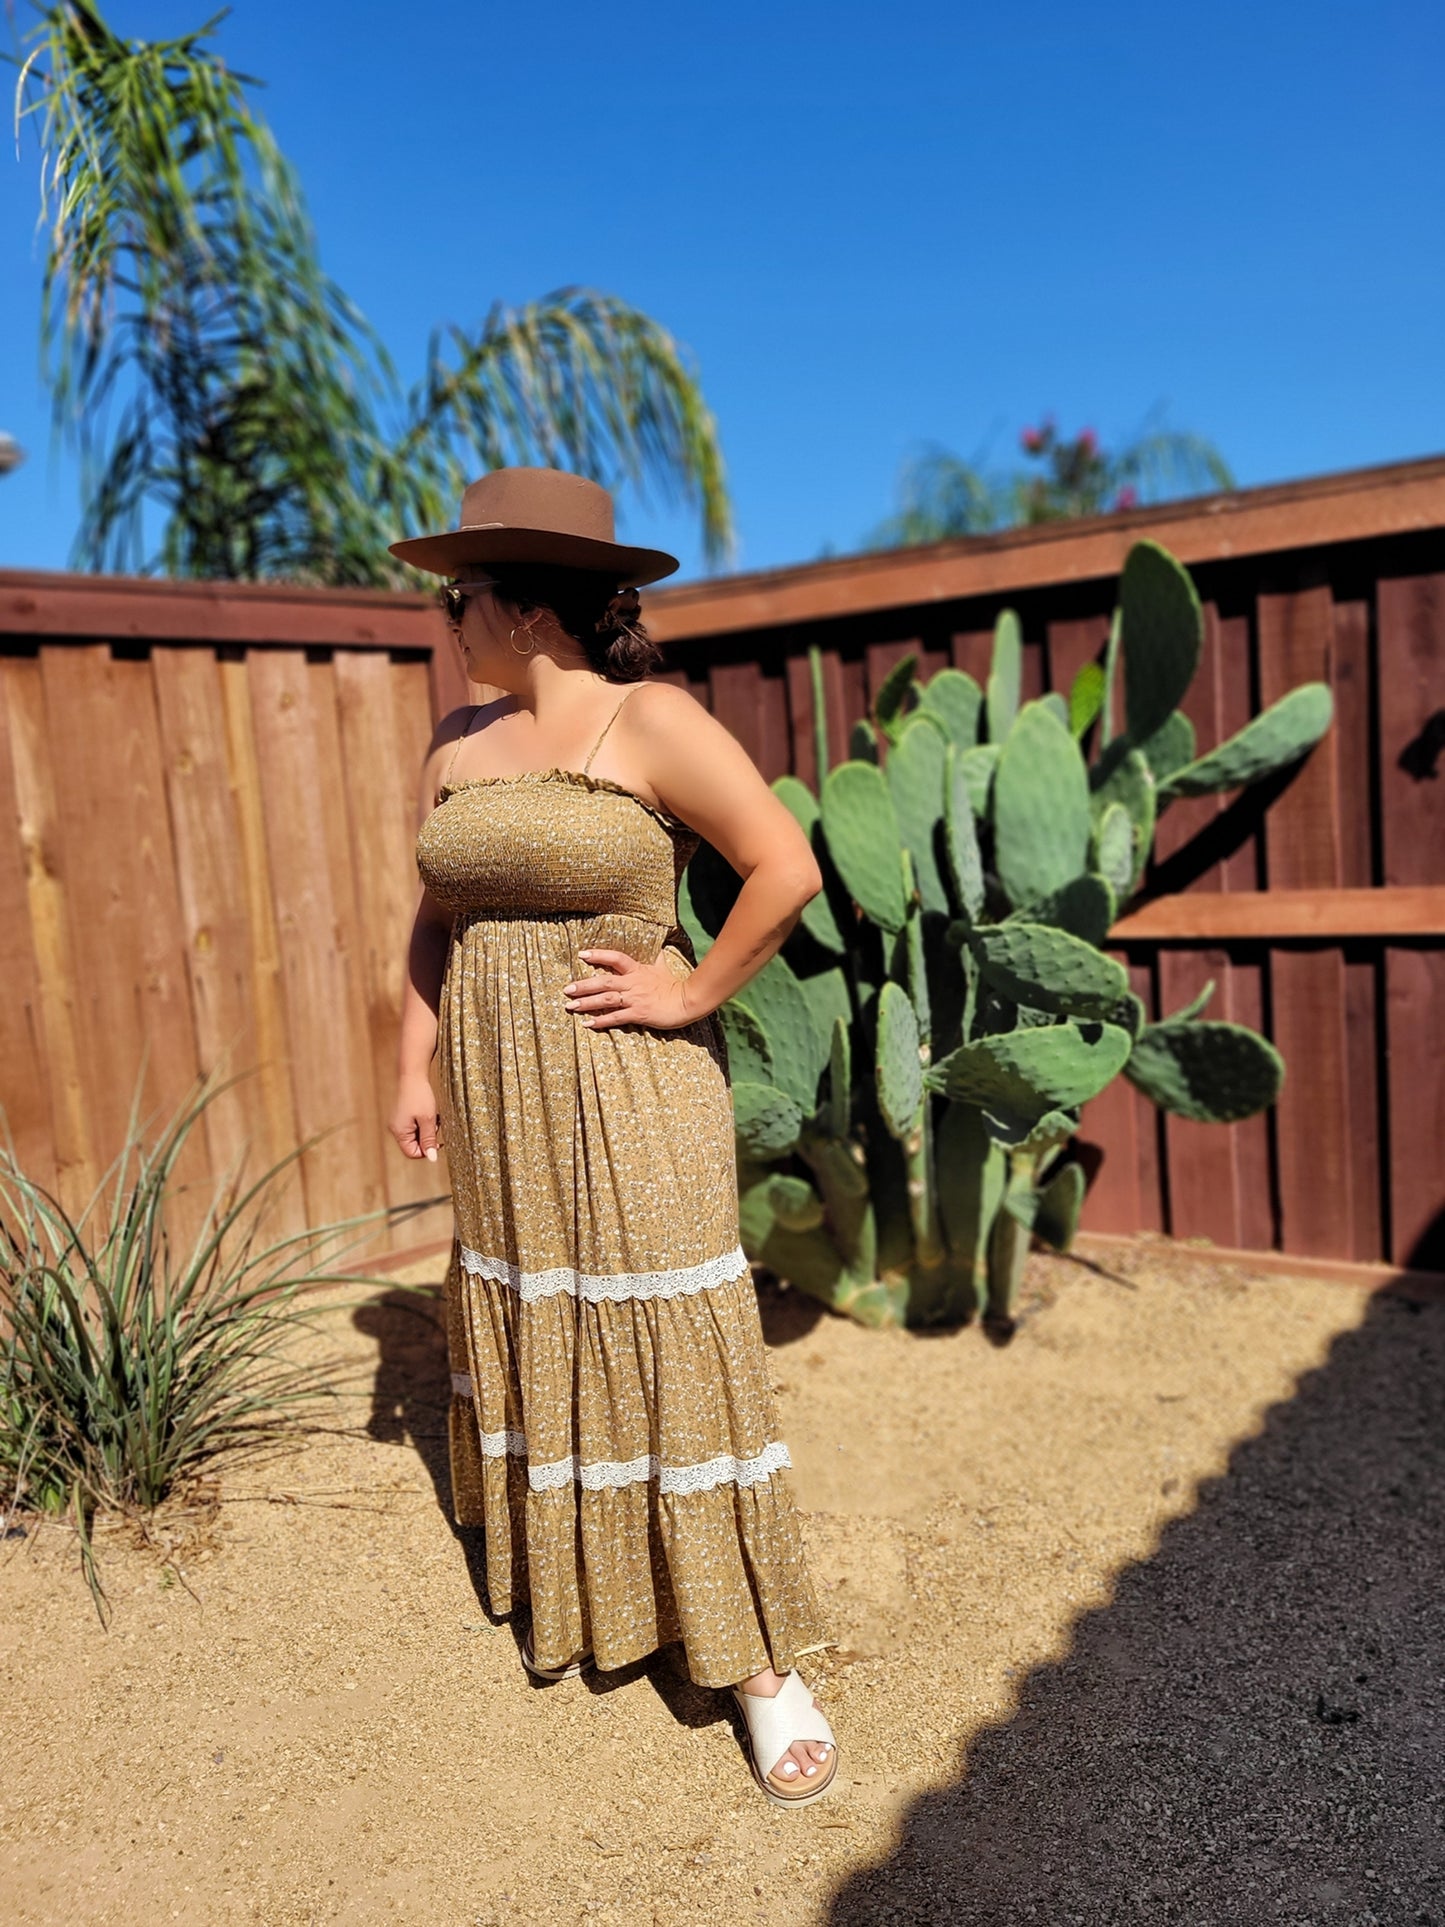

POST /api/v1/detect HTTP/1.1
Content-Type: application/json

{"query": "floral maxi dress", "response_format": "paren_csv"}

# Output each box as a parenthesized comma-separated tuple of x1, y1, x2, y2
(414, 703, 825, 1687)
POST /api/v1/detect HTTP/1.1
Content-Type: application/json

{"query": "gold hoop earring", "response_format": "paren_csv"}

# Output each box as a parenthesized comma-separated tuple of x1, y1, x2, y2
(510, 625, 537, 658)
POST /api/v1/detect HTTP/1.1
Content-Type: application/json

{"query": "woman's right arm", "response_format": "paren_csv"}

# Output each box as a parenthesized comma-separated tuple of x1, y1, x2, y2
(387, 720, 464, 1163)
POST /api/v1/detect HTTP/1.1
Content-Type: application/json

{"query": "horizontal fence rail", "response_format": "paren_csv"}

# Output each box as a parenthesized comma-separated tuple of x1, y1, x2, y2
(2, 456, 1443, 1273)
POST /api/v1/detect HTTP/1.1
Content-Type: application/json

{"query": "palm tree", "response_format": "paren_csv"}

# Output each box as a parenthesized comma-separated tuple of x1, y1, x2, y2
(11, 1, 731, 582)
(868, 413, 1233, 549)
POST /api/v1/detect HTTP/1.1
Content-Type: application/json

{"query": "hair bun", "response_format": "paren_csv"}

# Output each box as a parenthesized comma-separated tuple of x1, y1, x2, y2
(601, 586, 643, 633)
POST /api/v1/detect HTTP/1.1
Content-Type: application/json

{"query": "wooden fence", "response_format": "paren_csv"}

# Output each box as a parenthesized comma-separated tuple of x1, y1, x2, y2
(2, 455, 1443, 1271)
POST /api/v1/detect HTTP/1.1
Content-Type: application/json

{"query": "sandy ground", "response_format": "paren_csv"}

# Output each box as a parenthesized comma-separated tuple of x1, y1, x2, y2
(2, 1240, 1441, 1927)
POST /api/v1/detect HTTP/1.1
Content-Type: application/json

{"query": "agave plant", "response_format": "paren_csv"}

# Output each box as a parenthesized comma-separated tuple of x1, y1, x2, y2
(0, 1072, 403, 1617)
(681, 539, 1333, 1332)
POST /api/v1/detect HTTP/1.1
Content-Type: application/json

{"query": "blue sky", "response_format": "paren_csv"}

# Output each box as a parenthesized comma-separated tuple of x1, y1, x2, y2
(1, 0, 1441, 581)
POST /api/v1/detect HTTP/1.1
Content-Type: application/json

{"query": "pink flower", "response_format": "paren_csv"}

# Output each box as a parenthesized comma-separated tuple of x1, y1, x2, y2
(1020, 426, 1044, 454)
(1114, 485, 1139, 511)
(1078, 426, 1098, 457)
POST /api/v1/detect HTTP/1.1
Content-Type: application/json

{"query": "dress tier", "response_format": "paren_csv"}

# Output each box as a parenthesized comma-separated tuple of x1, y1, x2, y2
(415, 757, 825, 1686)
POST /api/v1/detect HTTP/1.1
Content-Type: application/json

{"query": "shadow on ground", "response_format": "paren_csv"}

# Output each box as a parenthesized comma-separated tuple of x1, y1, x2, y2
(829, 1284, 1445, 1927)
(351, 1283, 504, 1625)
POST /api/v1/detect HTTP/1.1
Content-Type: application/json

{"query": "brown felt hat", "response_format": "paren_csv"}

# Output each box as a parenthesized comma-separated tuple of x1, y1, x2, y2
(387, 467, 679, 585)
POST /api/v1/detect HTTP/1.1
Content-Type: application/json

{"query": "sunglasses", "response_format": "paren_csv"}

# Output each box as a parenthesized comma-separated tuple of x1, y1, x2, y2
(438, 578, 496, 627)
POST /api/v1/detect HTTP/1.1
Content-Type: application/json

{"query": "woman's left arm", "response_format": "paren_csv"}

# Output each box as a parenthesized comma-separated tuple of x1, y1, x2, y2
(562, 683, 823, 1030)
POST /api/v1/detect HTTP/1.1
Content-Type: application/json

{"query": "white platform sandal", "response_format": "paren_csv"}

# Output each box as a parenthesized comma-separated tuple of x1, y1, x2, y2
(731, 1670, 839, 1807)
(521, 1630, 593, 1681)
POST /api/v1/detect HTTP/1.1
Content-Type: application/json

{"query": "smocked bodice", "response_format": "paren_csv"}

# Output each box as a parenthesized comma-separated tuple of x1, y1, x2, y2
(415, 766, 700, 924)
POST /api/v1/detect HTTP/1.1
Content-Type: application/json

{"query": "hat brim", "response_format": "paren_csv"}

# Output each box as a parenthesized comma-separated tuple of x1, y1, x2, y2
(387, 523, 679, 587)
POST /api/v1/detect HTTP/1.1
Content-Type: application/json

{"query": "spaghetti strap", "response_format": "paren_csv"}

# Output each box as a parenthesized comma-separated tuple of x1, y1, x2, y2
(441, 705, 482, 789)
(582, 686, 641, 775)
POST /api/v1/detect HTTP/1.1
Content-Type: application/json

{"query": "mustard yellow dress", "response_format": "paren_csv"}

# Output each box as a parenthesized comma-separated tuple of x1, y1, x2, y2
(414, 696, 825, 1687)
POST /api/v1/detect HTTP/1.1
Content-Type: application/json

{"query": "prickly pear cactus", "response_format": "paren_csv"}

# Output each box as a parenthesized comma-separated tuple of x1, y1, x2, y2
(681, 539, 1334, 1334)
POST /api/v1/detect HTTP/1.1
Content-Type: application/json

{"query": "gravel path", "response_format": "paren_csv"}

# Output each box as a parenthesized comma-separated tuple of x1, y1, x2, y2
(2, 1243, 1439, 1925)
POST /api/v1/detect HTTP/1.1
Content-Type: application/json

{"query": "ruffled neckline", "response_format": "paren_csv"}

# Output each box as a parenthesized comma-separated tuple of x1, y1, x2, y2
(436, 764, 689, 835)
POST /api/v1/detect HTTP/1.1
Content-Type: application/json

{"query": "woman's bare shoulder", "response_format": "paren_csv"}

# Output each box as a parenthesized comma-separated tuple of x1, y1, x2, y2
(425, 694, 514, 761)
(625, 677, 712, 733)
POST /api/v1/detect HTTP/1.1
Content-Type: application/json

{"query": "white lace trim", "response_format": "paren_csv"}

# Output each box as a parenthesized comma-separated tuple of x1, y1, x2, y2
(451, 1411, 792, 1497)
(457, 1243, 749, 1305)
(529, 1441, 792, 1495)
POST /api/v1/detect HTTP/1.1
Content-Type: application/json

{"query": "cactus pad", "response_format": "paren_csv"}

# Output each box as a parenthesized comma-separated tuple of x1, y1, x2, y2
(1093, 801, 1134, 898)
(993, 701, 1093, 908)
(1090, 743, 1156, 895)
(918, 668, 983, 749)
(1024, 874, 1117, 947)
(957, 743, 1000, 816)
(1124, 1019, 1284, 1121)
(1137, 709, 1196, 785)
(718, 1001, 773, 1086)
(732, 1080, 804, 1160)
(1069, 660, 1106, 738)
(1032, 1160, 1086, 1250)
(973, 920, 1131, 1021)
(886, 717, 950, 914)
(1121, 539, 1203, 743)
(733, 953, 828, 1113)
(928, 1019, 1134, 1126)
(987, 609, 1023, 743)
(873, 652, 920, 740)
(944, 745, 986, 919)
(821, 760, 908, 931)
(1159, 683, 1334, 799)
(875, 981, 925, 1138)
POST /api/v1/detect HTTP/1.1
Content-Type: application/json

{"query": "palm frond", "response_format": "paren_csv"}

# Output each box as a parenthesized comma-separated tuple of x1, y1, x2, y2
(12, 5, 730, 583)
(1111, 429, 1235, 503)
(867, 446, 1002, 547)
(387, 288, 732, 571)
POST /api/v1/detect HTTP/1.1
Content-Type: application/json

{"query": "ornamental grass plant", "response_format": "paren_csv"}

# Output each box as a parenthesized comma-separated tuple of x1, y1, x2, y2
(0, 1071, 405, 1618)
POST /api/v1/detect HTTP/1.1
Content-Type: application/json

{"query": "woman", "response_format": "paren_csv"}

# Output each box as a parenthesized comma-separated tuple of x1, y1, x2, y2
(386, 468, 840, 1805)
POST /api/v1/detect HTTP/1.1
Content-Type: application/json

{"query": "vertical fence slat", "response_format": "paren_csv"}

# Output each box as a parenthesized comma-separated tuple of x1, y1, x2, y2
(1327, 589, 1382, 1257)
(429, 633, 470, 725)
(247, 649, 378, 1234)
(950, 629, 993, 688)
(151, 647, 272, 1184)
(1332, 600, 1375, 888)
(1384, 947, 1445, 1266)
(1379, 574, 1445, 885)
(757, 670, 791, 783)
(2, 658, 93, 1205)
(334, 651, 443, 1244)
(1044, 616, 1108, 705)
(1225, 950, 1277, 1251)
(1154, 601, 1264, 1241)
(784, 653, 817, 786)
(1378, 573, 1445, 1266)
(1079, 950, 1165, 1233)
(1128, 955, 1165, 1230)
(709, 661, 768, 766)
(310, 658, 389, 1227)
(0, 667, 55, 1186)
(217, 658, 306, 1238)
(38, 645, 202, 1186)
(393, 657, 436, 824)
(1258, 586, 1353, 1259)
(1157, 948, 1241, 1244)
(1216, 608, 1263, 892)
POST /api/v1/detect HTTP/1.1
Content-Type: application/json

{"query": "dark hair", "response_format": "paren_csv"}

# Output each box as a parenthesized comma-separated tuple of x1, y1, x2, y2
(488, 565, 663, 682)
